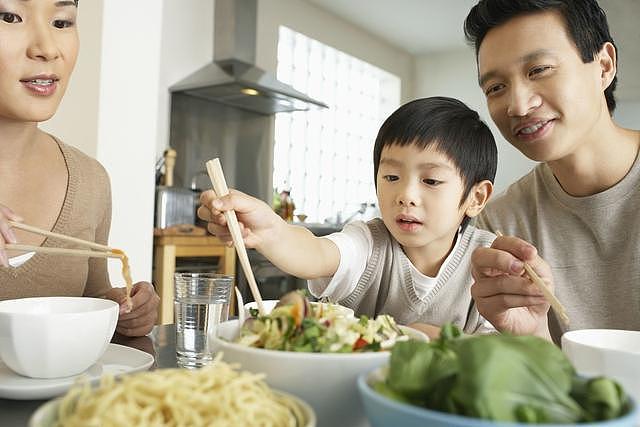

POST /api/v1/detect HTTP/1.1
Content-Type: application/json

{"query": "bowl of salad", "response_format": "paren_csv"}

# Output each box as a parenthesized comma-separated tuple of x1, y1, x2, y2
(212, 291, 427, 427)
(358, 325, 638, 427)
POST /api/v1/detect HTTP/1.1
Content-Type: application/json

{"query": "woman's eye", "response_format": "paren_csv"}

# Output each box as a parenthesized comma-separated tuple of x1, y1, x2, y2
(53, 19, 74, 29)
(383, 175, 398, 182)
(0, 12, 23, 24)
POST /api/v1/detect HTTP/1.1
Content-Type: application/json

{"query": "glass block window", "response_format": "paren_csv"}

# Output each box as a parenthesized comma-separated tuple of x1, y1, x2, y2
(274, 26, 401, 224)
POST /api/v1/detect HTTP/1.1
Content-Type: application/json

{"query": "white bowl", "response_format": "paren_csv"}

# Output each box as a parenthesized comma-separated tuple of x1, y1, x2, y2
(0, 297, 118, 378)
(244, 300, 354, 319)
(212, 319, 427, 427)
(562, 329, 640, 404)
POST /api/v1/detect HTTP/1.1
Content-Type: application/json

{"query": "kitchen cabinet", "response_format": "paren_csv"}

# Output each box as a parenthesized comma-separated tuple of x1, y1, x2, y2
(153, 235, 236, 324)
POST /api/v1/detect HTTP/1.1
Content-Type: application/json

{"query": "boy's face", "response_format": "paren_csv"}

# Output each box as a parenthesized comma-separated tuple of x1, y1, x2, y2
(376, 143, 472, 258)
(477, 11, 612, 162)
(0, 0, 78, 123)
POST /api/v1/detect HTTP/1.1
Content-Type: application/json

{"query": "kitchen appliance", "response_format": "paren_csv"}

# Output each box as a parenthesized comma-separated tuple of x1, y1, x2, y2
(170, 0, 327, 115)
(154, 148, 199, 228)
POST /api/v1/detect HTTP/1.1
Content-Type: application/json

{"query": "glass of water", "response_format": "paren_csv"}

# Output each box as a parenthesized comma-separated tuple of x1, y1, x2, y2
(174, 272, 232, 368)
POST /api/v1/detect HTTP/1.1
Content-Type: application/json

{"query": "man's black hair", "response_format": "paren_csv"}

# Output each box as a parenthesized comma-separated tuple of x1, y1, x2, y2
(464, 0, 617, 113)
(372, 97, 497, 230)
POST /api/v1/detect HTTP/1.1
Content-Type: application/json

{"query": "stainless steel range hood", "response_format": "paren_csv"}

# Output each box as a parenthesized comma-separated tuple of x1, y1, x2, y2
(170, 0, 327, 115)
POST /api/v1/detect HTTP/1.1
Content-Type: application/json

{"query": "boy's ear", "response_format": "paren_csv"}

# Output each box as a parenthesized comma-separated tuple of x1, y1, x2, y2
(598, 42, 617, 91)
(464, 180, 493, 218)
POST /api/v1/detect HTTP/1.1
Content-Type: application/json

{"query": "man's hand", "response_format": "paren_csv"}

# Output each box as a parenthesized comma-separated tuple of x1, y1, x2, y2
(471, 234, 553, 340)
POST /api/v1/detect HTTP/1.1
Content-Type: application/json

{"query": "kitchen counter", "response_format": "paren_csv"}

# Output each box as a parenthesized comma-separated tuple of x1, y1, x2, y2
(153, 234, 235, 324)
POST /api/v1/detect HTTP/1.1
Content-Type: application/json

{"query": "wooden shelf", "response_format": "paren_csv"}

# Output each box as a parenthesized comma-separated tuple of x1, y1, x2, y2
(153, 235, 236, 324)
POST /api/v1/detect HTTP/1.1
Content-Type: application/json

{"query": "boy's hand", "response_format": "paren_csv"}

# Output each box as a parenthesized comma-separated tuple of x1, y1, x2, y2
(470, 235, 553, 340)
(0, 205, 23, 267)
(197, 189, 282, 250)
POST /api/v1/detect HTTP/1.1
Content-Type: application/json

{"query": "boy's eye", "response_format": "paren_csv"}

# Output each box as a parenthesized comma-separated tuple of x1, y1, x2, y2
(383, 175, 398, 182)
(53, 19, 74, 29)
(422, 178, 441, 186)
(0, 12, 23, 24)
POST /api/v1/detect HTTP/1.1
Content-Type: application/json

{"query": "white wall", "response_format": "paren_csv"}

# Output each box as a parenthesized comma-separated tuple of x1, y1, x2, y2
(96, 1, 164, 283)
(414, 49, 536, 193)
(155, 1, 213, 159)
(40, 1, 103, 157)
(614, 101, 640, 130)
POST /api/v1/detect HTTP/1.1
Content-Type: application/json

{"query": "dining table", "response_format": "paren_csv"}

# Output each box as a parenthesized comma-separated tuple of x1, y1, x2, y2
(0, 324, 178, 427)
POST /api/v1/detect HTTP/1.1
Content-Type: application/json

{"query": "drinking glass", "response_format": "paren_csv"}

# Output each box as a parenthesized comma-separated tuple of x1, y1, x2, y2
(174, 273, 232, 368)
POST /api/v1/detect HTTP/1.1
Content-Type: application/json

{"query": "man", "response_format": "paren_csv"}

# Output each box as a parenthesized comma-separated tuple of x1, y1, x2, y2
(464, 0, 640, 342)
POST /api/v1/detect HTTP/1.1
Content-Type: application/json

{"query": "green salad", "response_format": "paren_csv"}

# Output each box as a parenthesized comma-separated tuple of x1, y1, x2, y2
(374, 324, 631, 424)
(236, 291, 408, 353)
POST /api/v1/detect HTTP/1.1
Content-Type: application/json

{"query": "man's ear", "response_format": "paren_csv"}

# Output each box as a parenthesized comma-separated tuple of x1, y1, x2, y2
(464, 180, 493, 218)
(598, 42, 617, 91)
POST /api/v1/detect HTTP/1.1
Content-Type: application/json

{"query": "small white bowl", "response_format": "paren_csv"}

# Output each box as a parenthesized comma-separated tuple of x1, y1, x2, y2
(244, 300, 354, 319)
(562, 329, 640, 404)
(0, 297, 118, 378)
(213, 319, 427, 427)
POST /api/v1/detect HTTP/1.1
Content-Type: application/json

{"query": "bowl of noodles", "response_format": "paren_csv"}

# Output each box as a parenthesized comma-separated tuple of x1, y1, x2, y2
(212, 291, 428, 427)
(29, 356, 316, 427)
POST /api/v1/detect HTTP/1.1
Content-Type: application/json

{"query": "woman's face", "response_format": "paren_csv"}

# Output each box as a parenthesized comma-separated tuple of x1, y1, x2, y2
(0, 0, 78, 123)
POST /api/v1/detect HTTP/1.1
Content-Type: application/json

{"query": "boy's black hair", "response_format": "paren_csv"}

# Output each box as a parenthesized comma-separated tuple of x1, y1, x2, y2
(464, 0, 617, 113)
(372, 96, 497, 230)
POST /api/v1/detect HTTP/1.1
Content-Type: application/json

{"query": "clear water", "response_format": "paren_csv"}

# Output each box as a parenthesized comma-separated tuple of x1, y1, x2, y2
(175, 298, 229, 368)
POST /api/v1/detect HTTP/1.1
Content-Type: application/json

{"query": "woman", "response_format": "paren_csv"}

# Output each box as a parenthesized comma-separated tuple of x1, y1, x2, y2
(0, 0, 158, 336)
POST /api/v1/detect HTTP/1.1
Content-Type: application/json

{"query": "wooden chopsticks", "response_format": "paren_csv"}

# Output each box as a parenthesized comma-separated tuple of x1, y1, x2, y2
(4, 244, 122, 259)
(6, 220, 121, 259)
(495, 231, 570, 325)
(205, 158, 266, 316)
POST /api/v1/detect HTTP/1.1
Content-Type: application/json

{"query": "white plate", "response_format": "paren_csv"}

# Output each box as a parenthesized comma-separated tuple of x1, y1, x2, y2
(0, 343, 154, 400)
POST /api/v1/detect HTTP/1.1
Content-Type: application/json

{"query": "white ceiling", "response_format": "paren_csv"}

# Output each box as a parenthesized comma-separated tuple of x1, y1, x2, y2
(306, 0, 478, 55)
(306, 0, 640, 100)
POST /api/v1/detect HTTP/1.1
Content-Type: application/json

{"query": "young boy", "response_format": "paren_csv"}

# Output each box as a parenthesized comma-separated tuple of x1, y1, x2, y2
(465, 0, 640, 342)
(199, 97, 498, 335)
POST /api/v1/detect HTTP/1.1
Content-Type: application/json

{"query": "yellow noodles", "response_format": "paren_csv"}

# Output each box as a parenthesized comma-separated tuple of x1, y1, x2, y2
(111, 249, 133, 311)
(53, 357, 307, 427)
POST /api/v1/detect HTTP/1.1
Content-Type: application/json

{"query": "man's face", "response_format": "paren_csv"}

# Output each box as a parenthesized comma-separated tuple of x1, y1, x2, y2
(477, 11, 610, 162)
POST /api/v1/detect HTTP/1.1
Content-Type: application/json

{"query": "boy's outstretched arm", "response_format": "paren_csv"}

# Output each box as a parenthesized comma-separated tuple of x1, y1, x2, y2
(198, 189, 340, 279)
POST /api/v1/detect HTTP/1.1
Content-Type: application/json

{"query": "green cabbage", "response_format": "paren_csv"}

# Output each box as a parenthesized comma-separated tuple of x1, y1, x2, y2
(378, 325, 630, 423)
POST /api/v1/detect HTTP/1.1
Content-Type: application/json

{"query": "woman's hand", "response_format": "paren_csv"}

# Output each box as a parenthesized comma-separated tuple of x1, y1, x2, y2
(0, 205, 23, 267)
(471, 234, 553, 340)
(106, 282, 160, 336)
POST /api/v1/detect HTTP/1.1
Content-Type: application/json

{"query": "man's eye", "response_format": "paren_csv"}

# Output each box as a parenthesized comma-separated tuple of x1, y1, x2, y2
(484, 84, 504, 96)
(53, 19, 74, 29)
(383, 175, 398, 182)
(529, 65, 552, 77)
(0, 12, 23, 24)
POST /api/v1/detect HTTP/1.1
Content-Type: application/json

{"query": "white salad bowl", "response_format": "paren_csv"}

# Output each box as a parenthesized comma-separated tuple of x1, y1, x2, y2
(243, 300, 354, 319)
(0, 297, 118, 378)
(212, 319, 427, 427)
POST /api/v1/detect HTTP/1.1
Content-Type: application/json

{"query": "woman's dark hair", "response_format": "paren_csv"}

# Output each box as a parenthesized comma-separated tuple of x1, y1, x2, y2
(464, 0, 617, 113)
(372, 97, 497, 229)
